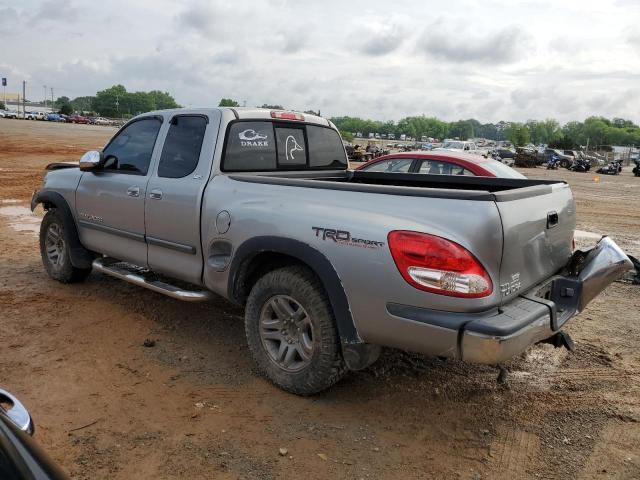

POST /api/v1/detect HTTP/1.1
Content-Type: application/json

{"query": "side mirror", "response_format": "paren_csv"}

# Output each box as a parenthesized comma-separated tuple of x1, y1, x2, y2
(79, 150, 104, 171)
(0, 388, 34, 435)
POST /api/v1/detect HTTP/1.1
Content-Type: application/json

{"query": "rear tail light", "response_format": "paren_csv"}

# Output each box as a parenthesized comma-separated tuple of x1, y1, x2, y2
(387, 231, 493, 298)
(270, 111, 305, 121)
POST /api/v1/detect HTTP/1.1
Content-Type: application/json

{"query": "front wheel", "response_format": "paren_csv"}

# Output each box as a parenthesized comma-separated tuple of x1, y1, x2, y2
(244, 266, 346, 395)
(40, 209, 92, 283)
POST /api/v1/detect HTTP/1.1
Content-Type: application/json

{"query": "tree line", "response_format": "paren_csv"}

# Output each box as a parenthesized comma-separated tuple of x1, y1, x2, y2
(50, 91, 639, 149)
(330, 115, 640, 149)
(54, 84, 180, 117)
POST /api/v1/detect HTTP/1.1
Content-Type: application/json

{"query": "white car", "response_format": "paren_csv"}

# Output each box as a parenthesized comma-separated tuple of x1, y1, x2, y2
(91, 117, 111, 125)
(0, 110, 18, 119)
(26, 112, 45, 120)
(435, 140, 489, 157)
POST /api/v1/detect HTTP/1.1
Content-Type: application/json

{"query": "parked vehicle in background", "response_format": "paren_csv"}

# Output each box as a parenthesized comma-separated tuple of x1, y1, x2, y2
(32, 107, 632, 395)
(569, 157, 591, 172)
(356, 151, 526, 179)
(546, 153, 561, 170)
(494, 148, 515, 160)
(0, 110, 19, 119)
(436, 140, 488, 157)
(0, 388, 68, 479)
(633, 159, 640, 177)
(596, 159, 623, 175)
(26, 111, 45, 120)
(46, 113, 65, 122)
(90, 116, 111, 126)
(543, 149, 572, 168)
(67, 114, 90, 124)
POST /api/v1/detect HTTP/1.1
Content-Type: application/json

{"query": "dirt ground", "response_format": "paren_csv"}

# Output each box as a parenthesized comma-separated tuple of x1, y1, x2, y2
(0, 119, 639, 479)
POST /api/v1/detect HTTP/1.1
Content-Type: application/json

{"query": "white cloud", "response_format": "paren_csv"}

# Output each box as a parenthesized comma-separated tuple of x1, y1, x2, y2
(1, 0, 639, 123)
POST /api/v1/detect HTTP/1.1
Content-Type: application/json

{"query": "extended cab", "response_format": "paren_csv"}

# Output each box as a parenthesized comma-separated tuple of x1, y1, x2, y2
(32, 108, 633, 394)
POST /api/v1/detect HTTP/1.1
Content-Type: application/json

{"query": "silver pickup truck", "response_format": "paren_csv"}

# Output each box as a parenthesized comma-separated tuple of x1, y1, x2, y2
(32, 108, 633, 394)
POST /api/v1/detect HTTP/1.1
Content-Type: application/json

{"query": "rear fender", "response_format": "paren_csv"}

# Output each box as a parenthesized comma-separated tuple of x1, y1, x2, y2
(228, 236, 380, 371)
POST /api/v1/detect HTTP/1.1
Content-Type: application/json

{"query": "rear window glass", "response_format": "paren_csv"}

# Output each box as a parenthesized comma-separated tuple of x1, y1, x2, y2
(225, 122, 276, 171)
(223, 121, 346, 171)
(418, 160, 474, 176)
(275, 127, 306, 166)
(307, 126, 347, 168)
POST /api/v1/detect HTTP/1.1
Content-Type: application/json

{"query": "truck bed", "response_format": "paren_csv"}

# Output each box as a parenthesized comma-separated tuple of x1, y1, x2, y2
(229, 170, 566, 202)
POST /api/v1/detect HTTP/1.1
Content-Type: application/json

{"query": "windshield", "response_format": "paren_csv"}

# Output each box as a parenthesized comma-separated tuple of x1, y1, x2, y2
(442, 141, 465, 149)
(481, 160, 527, 179)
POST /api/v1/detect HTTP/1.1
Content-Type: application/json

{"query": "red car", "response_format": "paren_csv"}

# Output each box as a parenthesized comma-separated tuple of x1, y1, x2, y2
(355, 151, 526, 179)
(66, 115, 90, 124)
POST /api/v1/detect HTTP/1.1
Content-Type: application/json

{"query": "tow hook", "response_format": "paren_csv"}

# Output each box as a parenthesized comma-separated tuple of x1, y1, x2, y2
(541, 331, 575, 351)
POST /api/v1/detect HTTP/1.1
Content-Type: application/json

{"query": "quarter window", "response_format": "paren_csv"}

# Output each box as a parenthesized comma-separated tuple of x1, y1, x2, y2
(102, 118, 162, 175)
(307, 126, 347, 168)
(158, 116, 207, 178)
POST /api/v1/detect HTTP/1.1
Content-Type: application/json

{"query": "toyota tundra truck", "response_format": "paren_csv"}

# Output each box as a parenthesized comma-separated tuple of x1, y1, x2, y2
(31, 108, 633, 394)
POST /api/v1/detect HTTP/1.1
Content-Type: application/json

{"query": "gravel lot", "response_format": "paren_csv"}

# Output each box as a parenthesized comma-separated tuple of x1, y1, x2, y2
(1, 119, 638, 479)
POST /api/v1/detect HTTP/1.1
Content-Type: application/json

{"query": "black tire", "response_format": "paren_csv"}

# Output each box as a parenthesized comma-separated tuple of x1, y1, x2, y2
(245, 266, 346, 395)
(39, 209, 92, 283)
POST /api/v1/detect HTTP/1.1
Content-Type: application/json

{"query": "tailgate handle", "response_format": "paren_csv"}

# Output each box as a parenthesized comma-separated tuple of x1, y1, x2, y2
(547, 211, 559, 229)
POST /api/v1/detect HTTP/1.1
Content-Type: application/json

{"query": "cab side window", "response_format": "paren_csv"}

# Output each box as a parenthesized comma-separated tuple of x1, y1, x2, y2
(102, 118, 162, 175)
(158, 116, 207, 178)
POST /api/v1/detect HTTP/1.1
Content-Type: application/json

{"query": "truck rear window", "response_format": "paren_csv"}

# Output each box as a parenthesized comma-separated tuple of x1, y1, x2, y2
(223, 121, 347, 171)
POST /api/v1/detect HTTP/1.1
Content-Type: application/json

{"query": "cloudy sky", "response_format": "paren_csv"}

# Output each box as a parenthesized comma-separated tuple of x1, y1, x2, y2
(1, 0, 639, 123)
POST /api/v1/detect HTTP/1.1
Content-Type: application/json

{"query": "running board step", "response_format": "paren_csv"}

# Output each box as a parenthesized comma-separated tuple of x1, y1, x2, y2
(92, 257, 213, 302)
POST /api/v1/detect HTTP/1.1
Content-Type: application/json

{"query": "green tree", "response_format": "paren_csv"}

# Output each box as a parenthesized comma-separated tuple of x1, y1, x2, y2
(0, 101, 5, 110)
(582, 116, 609, 147)
(340, 130, 354, 142)
(505, 122, 530, 147)
(93, 85, 127, 117)
(54, 96, 71, 109)
(260, 103, 284, 110)
(219, 98, 240, 107)
(448, 120, 475, 140)
(70, 96, 95, 113)
(147, 90, 180, 110)
(59, 103, 72, 115)
(304, 109, 320, 116)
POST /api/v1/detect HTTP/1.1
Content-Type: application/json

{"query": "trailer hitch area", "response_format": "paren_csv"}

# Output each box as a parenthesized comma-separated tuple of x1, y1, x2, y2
(539, 331, 575, 352)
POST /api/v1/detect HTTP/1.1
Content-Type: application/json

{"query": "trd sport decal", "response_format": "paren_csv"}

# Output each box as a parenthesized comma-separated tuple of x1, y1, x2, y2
(312, 227, 385, 249)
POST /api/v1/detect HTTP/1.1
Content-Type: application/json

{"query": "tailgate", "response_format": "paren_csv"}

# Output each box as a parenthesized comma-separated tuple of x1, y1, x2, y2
(494, 183, 575, 303)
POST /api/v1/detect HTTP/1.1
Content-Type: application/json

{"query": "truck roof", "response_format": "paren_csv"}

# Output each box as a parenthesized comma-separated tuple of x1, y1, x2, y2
(139, 107, 331, 127)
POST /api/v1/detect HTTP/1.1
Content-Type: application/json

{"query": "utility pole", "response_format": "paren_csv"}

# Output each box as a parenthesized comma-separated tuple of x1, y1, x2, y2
(50, 87, 54, 106)
(2, 77, 6, 110)
(43, 85, 47, 109)
(115, 94, 119, 117)
(22, 80, 26, 117)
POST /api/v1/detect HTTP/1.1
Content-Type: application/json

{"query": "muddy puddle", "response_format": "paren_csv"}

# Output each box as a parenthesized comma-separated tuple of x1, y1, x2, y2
(0, 205, 41, 235)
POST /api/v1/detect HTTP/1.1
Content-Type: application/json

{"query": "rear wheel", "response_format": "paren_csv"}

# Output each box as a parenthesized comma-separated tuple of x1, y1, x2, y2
(244, 266, 346, 395)
(40, 209, 92, 283)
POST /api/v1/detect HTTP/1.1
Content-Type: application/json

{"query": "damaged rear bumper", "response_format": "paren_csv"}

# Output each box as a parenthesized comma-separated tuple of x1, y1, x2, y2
(388, 237, 633, 365)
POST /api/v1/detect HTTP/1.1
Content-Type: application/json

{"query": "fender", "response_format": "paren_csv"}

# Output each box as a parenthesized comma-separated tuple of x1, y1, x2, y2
(227, 236, 380, 370)
(31, 190, 94, 269)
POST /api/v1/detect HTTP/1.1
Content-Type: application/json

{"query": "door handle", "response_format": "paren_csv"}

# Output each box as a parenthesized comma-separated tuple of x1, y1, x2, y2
(126, 186, 140, 197)
(149, 189, 163, 200)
